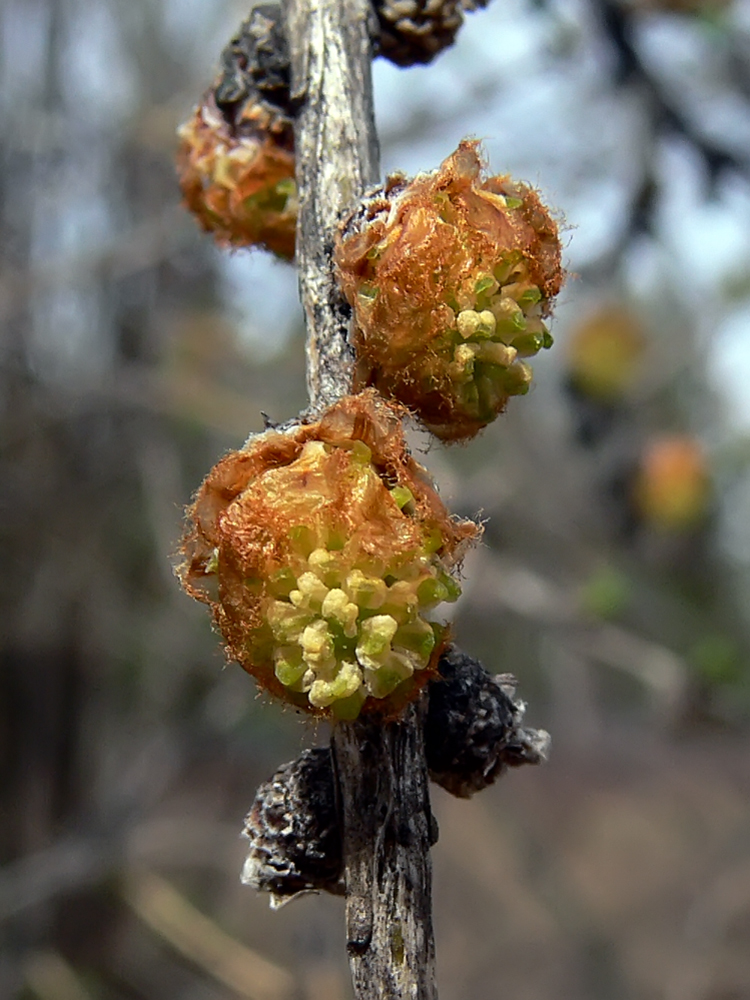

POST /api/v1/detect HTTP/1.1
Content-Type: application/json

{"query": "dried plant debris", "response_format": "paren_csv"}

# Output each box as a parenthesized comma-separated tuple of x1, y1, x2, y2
(425, 645, 550, 797)
(373, 0, 491, 67)
(336, 140, 563, 441)
(214, 3, 292, 118)
(176, 4, 297, 258)
(180, 391, 479, 719)
(241, 748, 343, 905)
(241, 644, 549, 907)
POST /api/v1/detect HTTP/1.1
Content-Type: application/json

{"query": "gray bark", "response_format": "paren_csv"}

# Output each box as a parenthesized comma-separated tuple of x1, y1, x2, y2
(332, 702, 438, 1000)
(282, 1, 439, 996)
(283, 0, 379, 413)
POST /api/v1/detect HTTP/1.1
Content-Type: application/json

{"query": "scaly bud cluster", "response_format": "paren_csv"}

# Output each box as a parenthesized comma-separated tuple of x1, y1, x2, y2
(176, 6, 297, 258)
(336, 140, 563, 441)
(180, 392, 478, 719)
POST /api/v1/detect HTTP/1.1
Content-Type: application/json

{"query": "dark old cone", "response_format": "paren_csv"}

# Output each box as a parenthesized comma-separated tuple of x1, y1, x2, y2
(241, 748, 344, 905)
(425, 645, 550, 797)
(373, 0, 465, 66)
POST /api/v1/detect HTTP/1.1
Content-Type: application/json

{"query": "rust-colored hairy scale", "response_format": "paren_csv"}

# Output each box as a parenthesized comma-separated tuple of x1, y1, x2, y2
(336, 140, 564, 441)
(180, 391, 479, 719)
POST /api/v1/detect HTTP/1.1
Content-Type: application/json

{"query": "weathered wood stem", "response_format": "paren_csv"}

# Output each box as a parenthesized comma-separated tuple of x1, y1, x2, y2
(283, 0, 378, 412)
(282, 0, 439, 996)
(332, 702, 438, 1000)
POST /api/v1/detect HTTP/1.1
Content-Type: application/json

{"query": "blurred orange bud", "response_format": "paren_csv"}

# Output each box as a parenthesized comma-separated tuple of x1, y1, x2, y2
(180, 391, 479, 719)
(176, 91, 296, 259)
(567, 306, 646, 401)
(634, 436, 711, 531)
(335, 140, 563, 442)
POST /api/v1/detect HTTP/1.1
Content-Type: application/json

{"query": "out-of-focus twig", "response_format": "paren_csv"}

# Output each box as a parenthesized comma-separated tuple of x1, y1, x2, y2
(474, 552, 688, 712)
(0, 206, 191, 325)
(0, 819, 243, 923)
(595, 0, 748, 183)
(0, 836, 111, 923)
(122, 869, 295, 1000)
(24, 950, 94, 1000)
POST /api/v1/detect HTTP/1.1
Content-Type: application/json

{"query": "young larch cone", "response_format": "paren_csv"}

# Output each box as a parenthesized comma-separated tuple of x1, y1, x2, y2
(180, 391, 478, 719)
(336, 140, 564, 441)
(176, 6, 297, 258)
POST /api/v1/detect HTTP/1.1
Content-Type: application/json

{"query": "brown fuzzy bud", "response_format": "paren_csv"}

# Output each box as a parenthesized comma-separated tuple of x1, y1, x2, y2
(336, 140, 564, 441)
(176, 6, 297, 258)
(180, 391, 479, 719)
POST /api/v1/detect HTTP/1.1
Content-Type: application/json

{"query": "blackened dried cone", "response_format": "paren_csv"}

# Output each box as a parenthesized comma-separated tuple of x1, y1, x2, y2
(425, 645, 550, 797)
(240, 648, 548, 903)
(241, 748, 344, 906)
(214, 4, 293, 122)
(373, 0, 465, 66)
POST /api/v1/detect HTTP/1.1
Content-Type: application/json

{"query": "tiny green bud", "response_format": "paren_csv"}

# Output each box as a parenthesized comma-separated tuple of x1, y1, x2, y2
(475, 341, 517, 367)
(510, 332, 545, 358)
(321, 588, 359, 638)
(356, 614, 399, 668)
(417, 577, 449, 608)
(274, 647, 306, 687)
(300, 620, 336, 672)
(394, 619, 437, 664)
(346, 569, 387, 610)
(390, 485, 415, 510)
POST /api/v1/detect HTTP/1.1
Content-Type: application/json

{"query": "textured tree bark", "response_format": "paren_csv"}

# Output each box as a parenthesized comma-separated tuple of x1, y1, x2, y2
(283, 0, 379, 413)
(332, 702, 438, 1000)
(282, 1, 439, 996)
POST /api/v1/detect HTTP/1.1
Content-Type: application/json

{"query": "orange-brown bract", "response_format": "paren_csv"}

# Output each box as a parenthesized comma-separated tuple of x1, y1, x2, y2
(180, 392, 479, 720)
(176, 90, 297, 259)
(336, 140, 564, 442)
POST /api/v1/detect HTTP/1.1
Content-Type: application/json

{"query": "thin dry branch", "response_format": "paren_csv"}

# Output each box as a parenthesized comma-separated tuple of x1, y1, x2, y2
(284, 0, 378, 413)
(123, 869, 295, 1000)
(282, 0, 438, 995)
